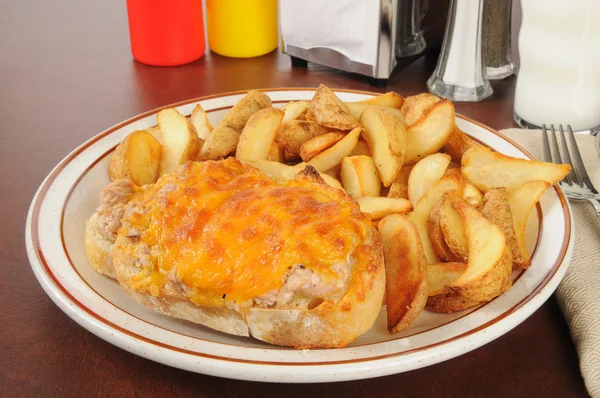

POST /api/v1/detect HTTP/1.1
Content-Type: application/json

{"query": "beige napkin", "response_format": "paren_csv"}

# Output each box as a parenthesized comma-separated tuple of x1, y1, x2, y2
(501, 128, 600, 396)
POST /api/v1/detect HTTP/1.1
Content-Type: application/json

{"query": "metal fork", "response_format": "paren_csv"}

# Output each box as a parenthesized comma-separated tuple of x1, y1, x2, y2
(541, 124, 600, 216)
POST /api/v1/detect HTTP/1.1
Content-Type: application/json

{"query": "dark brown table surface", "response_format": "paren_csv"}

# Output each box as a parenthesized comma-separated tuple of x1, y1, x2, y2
(0, 1, 588, 397)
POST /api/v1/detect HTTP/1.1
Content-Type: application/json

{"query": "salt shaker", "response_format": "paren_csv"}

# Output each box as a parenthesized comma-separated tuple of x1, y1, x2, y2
(427, 0, 492, 102)
(483, 0, 516, 79)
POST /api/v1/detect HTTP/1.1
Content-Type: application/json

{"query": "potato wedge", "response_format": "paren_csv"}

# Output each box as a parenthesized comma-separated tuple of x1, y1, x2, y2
(235, 108, 284, 161)
(300, 132, 346, 162)
(444, 125, 480, 164)
(281, 100, 309, 121)
(355, 197, 413, 219)
(408, 153, 451, 205)
(359, 91, 404, 108)
(317, 173, 344, 190)
(444, 165, 461, 177)
(146, 125, 162, 144)
(426, 292, 482, 313)
(426, 262, 468, 296)
(245, 160, 298, 180)
(404, 99, 455, 164)
(439, 197, 469, 261)
(219, 90, 272, 132)
(295, 163, 344, 190)
(109, 130, 162, 186)
(360, 107, 407, 187)
(462, 145, 571, 192)
(428, 191, 462, 262)
(340, 156, 382, 197)
(447, 201, 513, 302)
(307, 127, 361, 172)
(190, 103, 213, 141)
(345, 103, 404, 121)
(351, 140, 371, 156)
(307, 84, 359, 130)
(275, 120, 329, 156)
(243, 160, 343, 190)
(408, 172, 465, 263)
(387, 165, 414, 200)
(463, 183, 484, 210)
(508, 180, 551, 269)
(378, 214, 427, 333)
(400, 93, 441, 126)
(266, 142, 285, 162)
(199, 90, 271, 160)
(482, 188, 524, 270)
(322, 163, 341, 179)
(157, 108, 201, 176)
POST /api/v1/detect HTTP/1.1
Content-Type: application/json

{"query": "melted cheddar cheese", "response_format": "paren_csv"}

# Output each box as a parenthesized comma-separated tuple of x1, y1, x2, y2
(119, 159, 372, 307)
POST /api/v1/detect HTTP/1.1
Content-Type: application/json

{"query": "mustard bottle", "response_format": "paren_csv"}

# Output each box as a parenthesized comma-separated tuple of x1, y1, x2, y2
(206, 0, 278, 58)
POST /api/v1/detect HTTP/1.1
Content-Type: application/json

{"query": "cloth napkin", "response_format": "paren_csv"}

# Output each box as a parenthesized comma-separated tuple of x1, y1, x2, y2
(501, 128, 600, 396)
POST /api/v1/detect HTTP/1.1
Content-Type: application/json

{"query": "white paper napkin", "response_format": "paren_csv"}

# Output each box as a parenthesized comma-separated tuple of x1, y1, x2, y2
(279, 0, 380, 66)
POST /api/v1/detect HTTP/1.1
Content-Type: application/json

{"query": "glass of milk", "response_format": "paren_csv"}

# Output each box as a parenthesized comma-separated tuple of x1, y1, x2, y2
(514, 0, 600, 132)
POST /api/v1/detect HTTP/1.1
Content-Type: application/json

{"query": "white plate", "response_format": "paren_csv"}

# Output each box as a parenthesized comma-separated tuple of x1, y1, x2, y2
(25, 89, 574, 383)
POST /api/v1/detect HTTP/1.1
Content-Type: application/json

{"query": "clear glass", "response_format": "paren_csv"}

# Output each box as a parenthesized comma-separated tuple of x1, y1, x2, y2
(514, 0, 600, 132)
(483, 0, 516, 80)
(396, 0, 427, 57)
(427, 0, 492, 102)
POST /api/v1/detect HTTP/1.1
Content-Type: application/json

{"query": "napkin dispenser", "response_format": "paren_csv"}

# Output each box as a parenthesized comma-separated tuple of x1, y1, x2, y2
(279, 0, 429, 81)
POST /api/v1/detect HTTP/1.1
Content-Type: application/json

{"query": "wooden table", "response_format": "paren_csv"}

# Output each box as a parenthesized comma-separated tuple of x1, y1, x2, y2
(0, 1, 588, 396)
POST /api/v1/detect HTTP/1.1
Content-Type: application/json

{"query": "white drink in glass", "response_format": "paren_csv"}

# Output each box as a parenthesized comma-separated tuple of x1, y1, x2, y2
(514, 0, 600, 131)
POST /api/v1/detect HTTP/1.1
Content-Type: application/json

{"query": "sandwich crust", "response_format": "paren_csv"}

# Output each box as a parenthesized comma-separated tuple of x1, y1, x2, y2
(95, 158, 384, 348)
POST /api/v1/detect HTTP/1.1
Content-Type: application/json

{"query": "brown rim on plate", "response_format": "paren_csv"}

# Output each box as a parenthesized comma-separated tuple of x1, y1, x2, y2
(29, 88, 572, 366)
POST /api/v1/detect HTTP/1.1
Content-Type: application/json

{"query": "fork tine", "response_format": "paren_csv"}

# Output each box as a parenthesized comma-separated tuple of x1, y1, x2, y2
(557, 125, 575, 185)
(541, 125, 552, 162)
(549, 124, 564, 164)
(566, 125, 598, 193)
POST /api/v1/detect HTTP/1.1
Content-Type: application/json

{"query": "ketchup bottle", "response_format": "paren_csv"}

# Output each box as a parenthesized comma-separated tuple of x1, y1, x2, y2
(127, 0, 206, 66)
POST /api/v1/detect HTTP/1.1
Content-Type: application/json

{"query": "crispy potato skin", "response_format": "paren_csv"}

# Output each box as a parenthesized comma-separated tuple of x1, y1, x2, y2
(401, 93, 441, 126)
(444, 125, 480, 164)
(387, 165, 413, 199)
(482, 188, 526, 270)
(426, 292, 482, 313)
(199, 90, 271, 160)
(378, 214, 427, 333)
(439, 197, 469, 261)
(307, 127, 360, 172)
(445, 201, 513, 303)
(300, 132, 346, 162)
(428, 193, 462, 262)
(109, 130, 162, 186)
(275, 120, 329, 156)
(307, 84, 359, 130)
